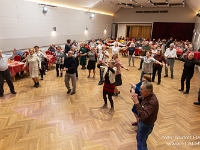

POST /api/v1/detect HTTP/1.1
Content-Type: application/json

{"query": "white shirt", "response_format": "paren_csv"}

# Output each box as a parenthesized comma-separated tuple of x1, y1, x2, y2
(151, 49, 157, 57)
(99, 50, 109, 63)
(35, 51, 46, 61)
(140, 56, 157, 73)
(97, 44, 103, 54)
(164, 48, 177, 58)
(0, 55, 10, 71)
(112, 46, 120, 54)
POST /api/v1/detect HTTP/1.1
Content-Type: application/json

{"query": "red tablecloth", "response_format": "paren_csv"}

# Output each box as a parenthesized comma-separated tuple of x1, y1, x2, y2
(8, 61, 25, 76)
(187, 51, 200, 60)
(193, 52, 200, 60)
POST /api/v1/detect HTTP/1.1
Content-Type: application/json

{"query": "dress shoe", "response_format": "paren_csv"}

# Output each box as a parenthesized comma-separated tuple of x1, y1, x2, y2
(171, 76, 174, 79)
(67, 89, 71, 94)
(132, 122, 138, 126)
(100, 104, 107, 109)
(164, 75, 168, 77)
(194, 102, 200, 105)
(71, 91, 76, 95)
(108, 107, 114, 114)
(178, 89, 184, 91)
(0, 94, 3, 97)
(183, 91, 189, 94)
(157, 82, 160, 85)
(98, 82, 103, 85)
(138, 68, 141, 70)
(11, 91, 16, 94)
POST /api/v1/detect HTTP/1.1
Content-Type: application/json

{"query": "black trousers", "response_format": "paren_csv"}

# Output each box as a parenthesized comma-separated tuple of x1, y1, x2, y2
(181, 72, 193, 92)
(139, 59, 144, 69)
(40, 61, 46, 78)
(152, 66, 162, 83)
(56, 64, 63, 75)
(198, 89, 200, 103)
(75, 66, 78, 77)
(103, 91, 114, 108)
(0, 69, 15, 94)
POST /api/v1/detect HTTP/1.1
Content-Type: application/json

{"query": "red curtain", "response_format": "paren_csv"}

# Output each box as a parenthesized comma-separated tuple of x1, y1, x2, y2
(152, 22, 195, 41)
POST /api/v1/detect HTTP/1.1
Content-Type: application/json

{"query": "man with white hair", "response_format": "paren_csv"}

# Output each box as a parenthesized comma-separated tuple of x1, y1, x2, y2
(164, 43, 177, 79)
(0, 50, 16, 97)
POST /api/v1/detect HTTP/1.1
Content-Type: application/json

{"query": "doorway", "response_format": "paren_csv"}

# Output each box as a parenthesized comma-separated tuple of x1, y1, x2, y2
(126, 25, 152, 40)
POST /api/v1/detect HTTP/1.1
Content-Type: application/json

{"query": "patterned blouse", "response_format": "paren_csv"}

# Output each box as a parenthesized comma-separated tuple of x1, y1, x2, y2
(55, 51, 64, 64)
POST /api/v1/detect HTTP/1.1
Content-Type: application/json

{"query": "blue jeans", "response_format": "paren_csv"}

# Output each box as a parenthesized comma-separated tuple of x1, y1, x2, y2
(137, 121, 154, 150)
(140, 71, 145, 81)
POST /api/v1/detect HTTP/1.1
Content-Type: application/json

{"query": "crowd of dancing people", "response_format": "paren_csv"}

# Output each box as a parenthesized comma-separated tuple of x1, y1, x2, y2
(1, 36, 200, 150)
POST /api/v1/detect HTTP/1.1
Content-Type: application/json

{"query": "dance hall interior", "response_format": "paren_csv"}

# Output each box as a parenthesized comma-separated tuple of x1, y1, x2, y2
(0, 0, 200, 150)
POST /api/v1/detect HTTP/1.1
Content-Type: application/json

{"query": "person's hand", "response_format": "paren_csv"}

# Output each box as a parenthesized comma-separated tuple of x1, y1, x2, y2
(165, 64, 168, 68)
(132, 55, 135, 57)
(130, 88, 139, 104)
(160, 62, 163, 66)
(129, 82, 134, 86)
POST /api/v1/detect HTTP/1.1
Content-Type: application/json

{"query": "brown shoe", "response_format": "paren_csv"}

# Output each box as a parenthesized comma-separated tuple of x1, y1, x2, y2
(132, 122, 138, 126)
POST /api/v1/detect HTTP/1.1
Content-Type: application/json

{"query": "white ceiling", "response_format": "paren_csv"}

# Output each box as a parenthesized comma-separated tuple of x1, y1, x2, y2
(26, 0, 200, 15)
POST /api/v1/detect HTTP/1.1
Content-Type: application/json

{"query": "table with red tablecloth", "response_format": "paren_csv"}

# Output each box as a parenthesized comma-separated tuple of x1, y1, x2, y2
(8, 61, 28, 81)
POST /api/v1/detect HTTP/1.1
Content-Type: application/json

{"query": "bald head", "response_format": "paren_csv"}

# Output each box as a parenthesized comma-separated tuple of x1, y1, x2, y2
(68, 50, 73, 57)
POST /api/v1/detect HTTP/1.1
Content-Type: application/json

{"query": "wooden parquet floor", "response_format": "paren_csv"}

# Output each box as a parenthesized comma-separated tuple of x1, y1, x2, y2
(0, 51, 200, 150)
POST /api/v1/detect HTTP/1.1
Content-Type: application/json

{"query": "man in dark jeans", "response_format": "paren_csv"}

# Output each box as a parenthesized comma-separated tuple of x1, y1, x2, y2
(138, 41, 150, 70)
(194, 88, 200, 105)
(131, 82, 159, 150)
(0, 50, 16, 97)
(63, 51, 76, 95)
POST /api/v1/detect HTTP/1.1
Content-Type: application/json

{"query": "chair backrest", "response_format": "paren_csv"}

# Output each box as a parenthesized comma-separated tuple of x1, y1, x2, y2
(24, 51, 29, 55)
(14, 55, 21, 61)
(45, 50, 51, 55)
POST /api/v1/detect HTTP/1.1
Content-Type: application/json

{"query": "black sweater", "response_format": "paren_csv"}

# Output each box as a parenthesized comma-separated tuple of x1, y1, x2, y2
(63, 57, 76, 74)
(179, 57, 200, 75)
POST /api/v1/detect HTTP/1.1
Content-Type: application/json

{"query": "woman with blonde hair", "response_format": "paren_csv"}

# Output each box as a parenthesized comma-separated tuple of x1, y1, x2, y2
(100, 59, 117, 114)
(23, 48, 41, 88)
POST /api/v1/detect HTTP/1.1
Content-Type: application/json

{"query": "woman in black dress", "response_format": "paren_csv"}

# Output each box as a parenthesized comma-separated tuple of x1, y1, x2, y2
(179, 52, 200, 94)
(100, 59, 117, 114)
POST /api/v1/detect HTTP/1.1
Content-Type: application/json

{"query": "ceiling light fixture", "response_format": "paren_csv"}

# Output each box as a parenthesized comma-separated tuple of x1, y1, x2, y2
(43, 5, 48, 13)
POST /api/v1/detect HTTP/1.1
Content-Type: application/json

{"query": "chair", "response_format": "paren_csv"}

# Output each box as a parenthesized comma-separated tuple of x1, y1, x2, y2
(24, 51, 29, 56)
(13, 55, 21, 61)
(45, 50, 51, 55)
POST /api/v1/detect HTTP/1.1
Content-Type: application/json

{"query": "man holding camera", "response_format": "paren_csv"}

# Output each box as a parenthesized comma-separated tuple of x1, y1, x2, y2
(97, 45, 109, 85)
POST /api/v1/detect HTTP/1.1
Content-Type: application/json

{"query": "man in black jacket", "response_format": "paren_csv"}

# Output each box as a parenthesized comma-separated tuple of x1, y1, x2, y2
(64, 39, 71, 55)
(63, 51, 76, 95)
